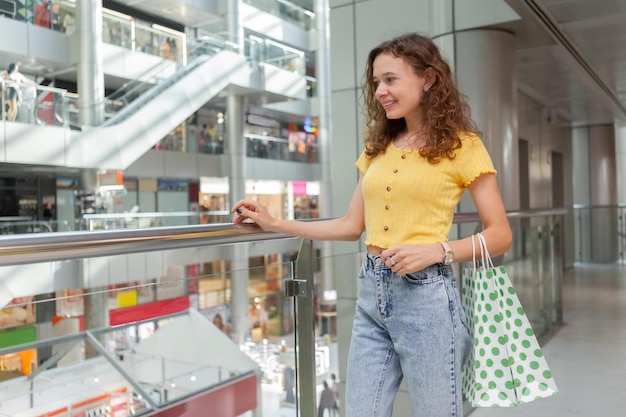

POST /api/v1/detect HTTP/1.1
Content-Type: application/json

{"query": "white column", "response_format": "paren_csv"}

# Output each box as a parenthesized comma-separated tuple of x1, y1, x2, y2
(224, 0, 249, 348)
(224, 0, 244, 52)
(588, 125, 618, 262)
(314, 0, 336, 303)
(615, 124, 626, 205)
(453, 29, 519, 212)
(76, 0, 105, 127)
(226, 94, 249, 346)
(572, 127, 591, 260)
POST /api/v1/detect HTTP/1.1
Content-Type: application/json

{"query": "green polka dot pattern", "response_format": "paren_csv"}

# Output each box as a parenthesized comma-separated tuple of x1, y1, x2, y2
(460, 263, 559, 407)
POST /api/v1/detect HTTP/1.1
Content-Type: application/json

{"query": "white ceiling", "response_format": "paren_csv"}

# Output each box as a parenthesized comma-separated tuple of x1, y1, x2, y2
(501, 0, 626, 126)
(6, 0, 626, 128)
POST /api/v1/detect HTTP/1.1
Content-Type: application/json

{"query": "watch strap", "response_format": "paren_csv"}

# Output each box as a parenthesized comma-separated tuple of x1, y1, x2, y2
(438, 241, 454, 264)
(439, 241, 452, 254)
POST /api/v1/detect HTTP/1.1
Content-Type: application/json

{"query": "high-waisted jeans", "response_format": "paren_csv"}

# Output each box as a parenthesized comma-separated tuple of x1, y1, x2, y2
(345, 253, 471, 417)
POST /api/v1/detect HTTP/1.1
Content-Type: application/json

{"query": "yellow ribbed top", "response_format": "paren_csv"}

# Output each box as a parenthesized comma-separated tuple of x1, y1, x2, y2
(356, 132, 496, 248)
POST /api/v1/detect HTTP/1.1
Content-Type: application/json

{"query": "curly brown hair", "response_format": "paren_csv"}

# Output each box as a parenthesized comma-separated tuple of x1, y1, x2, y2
(362, 33, 480, 163)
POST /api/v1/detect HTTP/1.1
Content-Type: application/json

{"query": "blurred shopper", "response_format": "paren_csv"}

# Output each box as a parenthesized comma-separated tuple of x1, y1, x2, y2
(42, 202, 53, 220)
(318, 380, 336, 417)
(62, 12, 75, 34)
(34, 0, 51, 28)
(50, 3, 63, 31)
(2, 62, 38, 121)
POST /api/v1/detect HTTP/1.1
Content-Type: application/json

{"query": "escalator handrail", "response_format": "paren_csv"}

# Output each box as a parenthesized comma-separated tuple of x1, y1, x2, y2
(102, 36, 236, 114)
(99, 54, 216, 127)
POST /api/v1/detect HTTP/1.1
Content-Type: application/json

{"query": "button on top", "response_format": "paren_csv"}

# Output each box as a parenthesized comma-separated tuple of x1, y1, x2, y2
(393, 169, 398, 173)
(385, 205, 390, 210)
(401, 154, 407, 159)
(383, 226, 389, 231)
(386, 186, 391, 191)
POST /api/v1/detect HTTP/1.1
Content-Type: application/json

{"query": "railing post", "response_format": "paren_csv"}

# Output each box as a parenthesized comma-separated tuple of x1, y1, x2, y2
(286, 238, 316, 417)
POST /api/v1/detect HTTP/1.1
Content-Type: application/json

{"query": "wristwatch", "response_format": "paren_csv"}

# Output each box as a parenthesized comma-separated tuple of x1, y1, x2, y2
(439, 241, 454, 265)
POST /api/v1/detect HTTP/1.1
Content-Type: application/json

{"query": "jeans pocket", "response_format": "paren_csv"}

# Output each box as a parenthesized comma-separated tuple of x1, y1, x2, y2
(402, 271, 443, 285)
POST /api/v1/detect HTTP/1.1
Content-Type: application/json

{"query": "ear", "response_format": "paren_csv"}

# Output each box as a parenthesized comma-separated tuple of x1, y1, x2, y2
(423, 68, 436, 90)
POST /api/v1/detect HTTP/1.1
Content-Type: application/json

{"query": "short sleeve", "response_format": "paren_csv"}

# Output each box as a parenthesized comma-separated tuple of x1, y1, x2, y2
(355, 150, 371, 175)
(456, 135, 497, 187)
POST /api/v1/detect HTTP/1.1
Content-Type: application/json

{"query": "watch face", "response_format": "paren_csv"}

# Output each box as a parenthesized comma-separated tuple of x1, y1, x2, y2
(444, 251, 454, 264)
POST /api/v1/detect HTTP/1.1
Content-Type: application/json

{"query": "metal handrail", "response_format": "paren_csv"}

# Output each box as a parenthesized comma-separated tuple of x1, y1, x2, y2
(454, 207, 567, 223)
(572, 203, 626, 209)
(0, 208, 568, 266)
(0, 222, 296, 266)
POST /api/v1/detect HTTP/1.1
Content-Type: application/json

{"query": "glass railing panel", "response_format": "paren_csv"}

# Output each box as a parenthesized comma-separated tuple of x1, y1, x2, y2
(1, 81, 68, 127)
(103, 13, 133, 49)
(316, 215, 564, 416)
(0, 212, 236, 235)
(244, 0, 316, 31)
(134, 23, 186, 64)
(504, 215, 563, 341)
(237, 261, 300, 417)
(247, 35, 306, 75)
(189, 33, 240, 57)
(0, 226, 305, 416)
(77, 212, 234, 231)
(0, 220, 73, 234)
(573, 205, 622, 263)
(0, 333, 157, 416)
(246, 133, 318, 164)
(0, 303, 255, 416)
(153, 129, 321, 165)
(0, 211, 565, 416)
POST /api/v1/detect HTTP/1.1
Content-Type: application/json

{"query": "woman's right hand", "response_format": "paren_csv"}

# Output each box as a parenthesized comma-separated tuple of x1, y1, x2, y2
(231, 199, 278, 231)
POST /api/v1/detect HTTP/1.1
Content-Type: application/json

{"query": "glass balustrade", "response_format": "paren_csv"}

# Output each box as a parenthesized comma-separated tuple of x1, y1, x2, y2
(244, 0, 316, 31)
(1, 80, 69, 126)
(0, 209, 564, 416)
(573, 204, 625, 264)
(78, 211, 232, 231)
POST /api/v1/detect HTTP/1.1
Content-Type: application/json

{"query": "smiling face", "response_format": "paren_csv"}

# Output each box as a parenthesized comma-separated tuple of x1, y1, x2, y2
(372, 52, 429, 126)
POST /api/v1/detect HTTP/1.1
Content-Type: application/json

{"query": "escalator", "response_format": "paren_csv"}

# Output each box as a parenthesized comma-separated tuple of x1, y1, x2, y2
(0, 49, 252, 169)
(70, 50, 251, 169)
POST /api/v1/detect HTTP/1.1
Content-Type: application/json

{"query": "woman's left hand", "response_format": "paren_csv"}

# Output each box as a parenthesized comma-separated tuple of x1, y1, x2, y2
(380, 243, 441, 274)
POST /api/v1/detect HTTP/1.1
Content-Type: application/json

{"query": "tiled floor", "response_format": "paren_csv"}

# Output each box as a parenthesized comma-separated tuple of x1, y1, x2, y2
(470, 263, 626, 416)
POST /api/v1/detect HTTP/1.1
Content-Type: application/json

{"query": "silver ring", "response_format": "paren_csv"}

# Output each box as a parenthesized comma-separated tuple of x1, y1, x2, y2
(390, 258, 396, 266)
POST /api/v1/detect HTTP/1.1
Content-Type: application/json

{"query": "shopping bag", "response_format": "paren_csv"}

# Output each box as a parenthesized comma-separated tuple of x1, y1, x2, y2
(460, 233, 558, 407)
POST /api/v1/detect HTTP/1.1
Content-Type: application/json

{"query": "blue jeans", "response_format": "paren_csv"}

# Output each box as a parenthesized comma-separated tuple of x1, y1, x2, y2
(345, 253, 471, 417)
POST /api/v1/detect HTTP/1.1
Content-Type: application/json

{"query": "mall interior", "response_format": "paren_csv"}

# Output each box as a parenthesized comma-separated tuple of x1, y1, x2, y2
(0, 0, 625, 416)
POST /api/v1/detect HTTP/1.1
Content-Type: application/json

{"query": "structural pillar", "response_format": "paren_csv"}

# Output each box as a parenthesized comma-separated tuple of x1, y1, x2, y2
(224, 3, 254, 406)
(314, 0, 336, 305)
(615, 124, 626, 205)
(224, 0, 245, 52)
(76, 0, 105, 126)
(227, 94, 249, 346)
(76, 0, 109, 347)
(452, 29, 519, 211)
(573, 125, 618, 262)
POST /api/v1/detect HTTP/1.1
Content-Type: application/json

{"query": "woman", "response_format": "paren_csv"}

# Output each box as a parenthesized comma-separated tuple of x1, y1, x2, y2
(232, 33, 512, 416)
(3, 62, 37, 122)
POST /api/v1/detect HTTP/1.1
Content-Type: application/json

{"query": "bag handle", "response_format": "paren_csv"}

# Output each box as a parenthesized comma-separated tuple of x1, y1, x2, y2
(471, 234, 477, 270)
(476, 232, 494, 269)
